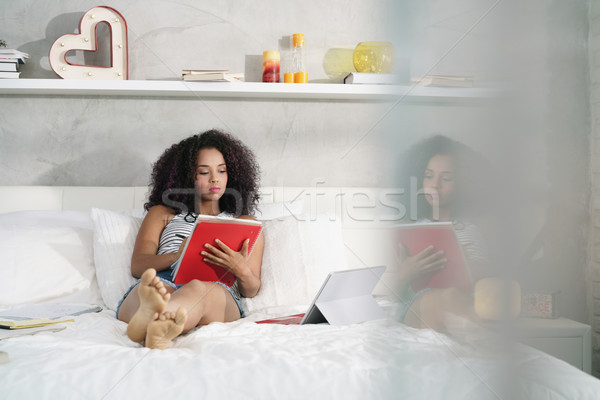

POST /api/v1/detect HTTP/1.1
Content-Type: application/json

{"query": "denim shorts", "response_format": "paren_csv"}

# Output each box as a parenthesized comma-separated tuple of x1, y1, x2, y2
(398, 288, 432, 322)
(116, 276, 246, 319)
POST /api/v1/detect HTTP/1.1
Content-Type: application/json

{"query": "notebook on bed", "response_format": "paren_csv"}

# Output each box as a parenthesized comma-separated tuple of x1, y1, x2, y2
(256, 266, 387, 325)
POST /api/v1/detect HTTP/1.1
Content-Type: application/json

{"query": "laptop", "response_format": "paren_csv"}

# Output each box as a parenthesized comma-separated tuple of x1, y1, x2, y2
(256, 266, 387, 325)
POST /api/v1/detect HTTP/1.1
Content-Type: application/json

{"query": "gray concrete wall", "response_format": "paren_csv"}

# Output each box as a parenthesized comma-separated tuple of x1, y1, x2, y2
(0, 0, 398, 187)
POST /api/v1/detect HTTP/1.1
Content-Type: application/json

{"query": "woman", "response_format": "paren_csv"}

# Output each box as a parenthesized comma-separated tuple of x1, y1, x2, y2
(117, 129, 264, 349)
(396, 135, 491, 332)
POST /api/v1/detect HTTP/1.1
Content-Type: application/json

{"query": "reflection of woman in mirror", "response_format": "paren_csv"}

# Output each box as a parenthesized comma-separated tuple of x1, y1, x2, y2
(396, 135, 491, 332)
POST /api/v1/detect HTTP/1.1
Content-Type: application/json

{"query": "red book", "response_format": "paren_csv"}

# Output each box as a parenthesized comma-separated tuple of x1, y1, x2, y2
(172, 216, 262, 287)
(255, 314, 306, 325)
(393, 222, 472, 292)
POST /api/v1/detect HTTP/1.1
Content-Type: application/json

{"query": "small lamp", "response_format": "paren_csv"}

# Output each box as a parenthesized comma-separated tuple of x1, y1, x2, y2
(474, 277, 521, 320)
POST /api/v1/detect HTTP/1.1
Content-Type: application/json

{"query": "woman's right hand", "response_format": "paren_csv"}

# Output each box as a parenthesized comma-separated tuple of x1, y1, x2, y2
(395, 244, 447, 284)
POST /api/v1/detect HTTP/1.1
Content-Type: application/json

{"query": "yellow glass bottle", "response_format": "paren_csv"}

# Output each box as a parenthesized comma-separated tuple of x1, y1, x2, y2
(352, 41, 394, 73)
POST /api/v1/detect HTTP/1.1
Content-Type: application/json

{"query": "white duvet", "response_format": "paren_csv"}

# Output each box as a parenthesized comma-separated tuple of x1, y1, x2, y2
(2, 200, 598, 399)
(2, 301, 599, 400)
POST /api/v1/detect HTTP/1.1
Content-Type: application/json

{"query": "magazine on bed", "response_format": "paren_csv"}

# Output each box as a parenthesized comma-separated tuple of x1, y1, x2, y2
(393, 222, 472, 292)
(171, 215, 262, 287)
(0, 303, 101, 331)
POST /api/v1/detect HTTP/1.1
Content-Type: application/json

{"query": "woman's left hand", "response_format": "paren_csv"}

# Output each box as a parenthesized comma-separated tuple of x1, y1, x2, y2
(201, 239, 251, 277)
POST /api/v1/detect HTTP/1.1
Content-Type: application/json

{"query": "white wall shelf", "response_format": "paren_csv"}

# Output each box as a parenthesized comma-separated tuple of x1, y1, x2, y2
(0, 79, 499, 102)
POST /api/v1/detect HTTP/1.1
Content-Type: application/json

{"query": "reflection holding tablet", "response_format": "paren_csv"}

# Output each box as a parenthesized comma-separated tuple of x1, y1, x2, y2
(395, 135, 492, 333)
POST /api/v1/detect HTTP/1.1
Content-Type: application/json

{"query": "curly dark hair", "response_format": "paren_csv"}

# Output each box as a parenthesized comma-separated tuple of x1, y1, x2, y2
(399, 135, 492, 221)
(145, 129, 260, 216)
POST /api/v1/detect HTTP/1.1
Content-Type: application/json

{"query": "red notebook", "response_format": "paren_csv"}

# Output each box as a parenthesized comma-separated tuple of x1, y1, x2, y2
(255, 313, 306, 325)
(172, 216, 262, 287)
(393, 222, 472, 292)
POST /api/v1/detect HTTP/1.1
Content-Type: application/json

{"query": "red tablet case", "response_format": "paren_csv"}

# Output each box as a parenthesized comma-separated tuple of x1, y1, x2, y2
(394, 222, 472, 292)
(172, 216, 262, 287)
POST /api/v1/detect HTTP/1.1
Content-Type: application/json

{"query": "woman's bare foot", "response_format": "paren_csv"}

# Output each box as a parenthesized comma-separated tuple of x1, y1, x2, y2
(127, 269, 171, 343)
(145, 308, 188, 349)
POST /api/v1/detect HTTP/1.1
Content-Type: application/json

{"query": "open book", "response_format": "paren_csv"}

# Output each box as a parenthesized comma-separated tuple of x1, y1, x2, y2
(0, 317, 74, 330)
(393, 222, 472, 292)
(0, 303, 102, 330)
(172, 216, 262, 286)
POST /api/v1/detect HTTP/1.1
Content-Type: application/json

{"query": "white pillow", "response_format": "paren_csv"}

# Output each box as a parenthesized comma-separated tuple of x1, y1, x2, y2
(242, 215, 348, 313)
(89, 207, 348, 314)
(90, 208, 141, 311)
(0, 221, 99, 307)
(0, 210, 94, 230)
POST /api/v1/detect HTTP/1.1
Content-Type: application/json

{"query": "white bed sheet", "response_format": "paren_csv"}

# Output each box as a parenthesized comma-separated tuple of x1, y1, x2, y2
(1, 301, 599, 400)
(0, 197, 598, 399)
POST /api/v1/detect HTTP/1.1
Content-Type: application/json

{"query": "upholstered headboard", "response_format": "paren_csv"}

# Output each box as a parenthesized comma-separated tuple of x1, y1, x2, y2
(0, 186, 400, 294)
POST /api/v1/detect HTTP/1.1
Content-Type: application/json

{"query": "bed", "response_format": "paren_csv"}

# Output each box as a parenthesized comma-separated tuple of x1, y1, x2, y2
(1, 186, 599, 399)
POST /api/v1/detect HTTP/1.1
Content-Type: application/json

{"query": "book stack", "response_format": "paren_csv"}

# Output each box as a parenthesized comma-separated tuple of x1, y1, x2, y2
(182, 69, 244, 82)
(0, 49, 29, 79)
(410, 75, 474, 88)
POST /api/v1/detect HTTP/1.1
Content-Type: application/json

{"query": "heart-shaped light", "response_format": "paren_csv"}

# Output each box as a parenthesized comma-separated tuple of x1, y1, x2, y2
(49, 6, 128, 80)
